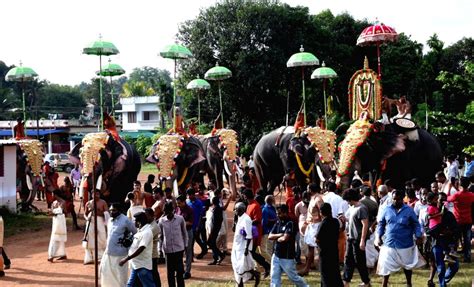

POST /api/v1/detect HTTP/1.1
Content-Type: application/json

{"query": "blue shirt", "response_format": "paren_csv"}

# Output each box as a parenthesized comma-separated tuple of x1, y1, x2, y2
(262, 204, 277, 235)
(377, 204, 422, 249)
(464, 160, 474, 178)
(106, 214, 137, 256)
(187, 198, 203, 232)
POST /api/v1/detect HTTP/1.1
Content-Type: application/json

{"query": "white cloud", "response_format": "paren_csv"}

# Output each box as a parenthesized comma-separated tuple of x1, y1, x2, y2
(0, 0, 471, 85)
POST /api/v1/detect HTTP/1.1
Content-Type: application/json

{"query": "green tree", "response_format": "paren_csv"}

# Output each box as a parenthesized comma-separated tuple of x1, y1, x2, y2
(36, 83, 86, 118)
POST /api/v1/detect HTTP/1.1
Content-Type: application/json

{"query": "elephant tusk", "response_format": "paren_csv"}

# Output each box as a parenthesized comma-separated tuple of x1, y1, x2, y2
(26, 174, 33, 191)
(224, 160, 232, 176)
(316, 164, 325, 183)
(79, 176, 88, 198)
(96, 174, 103, 190)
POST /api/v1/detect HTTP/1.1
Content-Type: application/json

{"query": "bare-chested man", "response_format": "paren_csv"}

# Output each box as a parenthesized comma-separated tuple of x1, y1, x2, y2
(392, 95, 412, 121)
(299, 183, 324, 276)
(126, 180, 145, 207)
(83, 190, 109, 264)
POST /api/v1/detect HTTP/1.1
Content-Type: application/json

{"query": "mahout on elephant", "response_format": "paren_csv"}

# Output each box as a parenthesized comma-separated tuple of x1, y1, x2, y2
(69, 114, 141, 205)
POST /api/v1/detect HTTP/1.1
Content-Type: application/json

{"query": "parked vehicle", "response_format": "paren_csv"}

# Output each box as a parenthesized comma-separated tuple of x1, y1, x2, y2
(44, 153, 74, 173)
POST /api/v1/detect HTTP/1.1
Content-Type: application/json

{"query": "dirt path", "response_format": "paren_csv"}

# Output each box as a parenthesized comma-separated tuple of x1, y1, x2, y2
(2, 173, 238, 286)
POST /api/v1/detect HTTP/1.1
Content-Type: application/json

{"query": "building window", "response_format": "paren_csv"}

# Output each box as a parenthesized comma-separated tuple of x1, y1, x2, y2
(143, 111, 158, 121)
(128, 112, 137, 123)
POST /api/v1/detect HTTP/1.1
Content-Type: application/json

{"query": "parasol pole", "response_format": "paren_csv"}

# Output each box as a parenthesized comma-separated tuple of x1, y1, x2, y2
(323, 78, 328, 125)
(173, 59, 177, 133)
(425, 93, 428, 130)
(198, 93, 201, 126)
(99, 55, 103, 131)
(21, 80, 27, 133)
(110, 75, 115, 119)
(91, 167, 99, 287)
(218, 80, 224, 127)
(286, 91, 290, 126)
(377, 41, 381, 78)
(301, 67, 306, 126)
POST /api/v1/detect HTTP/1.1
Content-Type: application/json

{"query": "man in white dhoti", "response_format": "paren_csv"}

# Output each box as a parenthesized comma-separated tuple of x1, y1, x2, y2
(84, 190, 109, 264)
(48, 191, 68, 262)
(375, 189, 425, 287)
(100, 203, 136, 287)
(231, 202, 260, 287)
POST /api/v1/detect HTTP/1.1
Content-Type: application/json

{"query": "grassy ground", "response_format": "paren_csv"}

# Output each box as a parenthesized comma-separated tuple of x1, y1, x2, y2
(1, 209, 51, 238)
(187, 262, 474, 286)
(141, 162, 157, 175)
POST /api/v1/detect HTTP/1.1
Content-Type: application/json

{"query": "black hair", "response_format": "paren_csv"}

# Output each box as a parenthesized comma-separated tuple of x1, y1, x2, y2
(109, 202, 122, 212)
(144, 208, 154, 217)
(320, 203, 332, 217)
(351, 179, 363, 188)
(407, 188, 416, 199)
(342, 188, 360, 202)
(326, 182, 337, 192)
(308, 183, 321, 193)
(133, 180, 141, 186)
(176, 194, 186, 202)
(460, 177, 470, 189)
(147, 174, 155, 181)
(427, 192, 438, 202)
(361, 173, 370, 182)
(134, 212, 148, 226)
(393, 189, 406, 199)
(212, 196, 220, 206)
(361, 185, 372, 197)
(243, 189, 254, 200)
(127, 192, 135, 200)
(165, 187, 172, 193)
(164, 201, 174, 213)
(292, 186, 302, 195)
(435, 171, 446, 179)
(186, 188, 195, 196)
(276, 204, 289, 214)
(411, 178, 421, 188)
(384, 179, 394, 188)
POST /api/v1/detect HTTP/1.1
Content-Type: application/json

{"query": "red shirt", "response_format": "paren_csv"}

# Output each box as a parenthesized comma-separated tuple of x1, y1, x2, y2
(448, 190, 474, 224)
(246, 199, 263, 246)
(286, 196, 300, 223)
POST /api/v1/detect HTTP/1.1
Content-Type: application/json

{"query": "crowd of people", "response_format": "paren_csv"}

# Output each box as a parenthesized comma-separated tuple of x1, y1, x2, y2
(1, 153, 473, 287)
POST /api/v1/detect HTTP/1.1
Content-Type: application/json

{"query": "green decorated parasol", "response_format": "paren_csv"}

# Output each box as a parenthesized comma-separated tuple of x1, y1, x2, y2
(159, 43, 193, 132)
(311, 61, 338, 125)
(83, 35, 119, 130)
(287, 45, 319, 126)
(96, 59, 125, 118)
(204, 63, 232, 127)
(186, 76, 210, 126)
(5, 61, 38, 124)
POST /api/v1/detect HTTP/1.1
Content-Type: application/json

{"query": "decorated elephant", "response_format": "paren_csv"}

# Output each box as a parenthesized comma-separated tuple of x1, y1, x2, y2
(198, 128, 239, 198)
(146, 134, 206, 192)
(69, 124, 141, 204)
(253, 125, 336, 194)
(15, 139, 44, 212)
(336, 119, 443, 189)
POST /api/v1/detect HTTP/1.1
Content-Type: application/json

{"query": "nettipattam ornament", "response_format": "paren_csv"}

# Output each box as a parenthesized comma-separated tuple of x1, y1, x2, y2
(337, 119, 373, 176)
(304, 127, 336, 164)
(215, 129, 238, 161)
(17, 139, 44, 176)
(154, 134, 183, 179)
(80, 132, 109, 175)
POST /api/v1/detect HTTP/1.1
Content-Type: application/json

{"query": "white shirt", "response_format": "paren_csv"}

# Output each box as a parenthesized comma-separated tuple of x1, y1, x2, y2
(129, 224, 153, 270)
(446, 161, 459, 180)
(377, 194, 393, 222)
(440, 181, 457, 212)
(323, 192, 344, 218)
(233, 213, 253, 251)
(413, 201, 428, 218)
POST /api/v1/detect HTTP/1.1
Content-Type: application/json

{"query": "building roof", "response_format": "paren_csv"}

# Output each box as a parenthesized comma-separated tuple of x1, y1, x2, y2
(0, 129, 66, 137)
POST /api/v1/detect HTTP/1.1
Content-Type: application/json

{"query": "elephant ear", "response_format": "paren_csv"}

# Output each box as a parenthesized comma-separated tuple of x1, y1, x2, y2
(181, 136, 205, 167)
(146, 142, 159, 164)
(69, 142, 82, 165)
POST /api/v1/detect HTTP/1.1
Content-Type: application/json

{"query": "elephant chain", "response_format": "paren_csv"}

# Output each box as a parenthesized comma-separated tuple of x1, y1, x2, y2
(295, 153, 314, 178)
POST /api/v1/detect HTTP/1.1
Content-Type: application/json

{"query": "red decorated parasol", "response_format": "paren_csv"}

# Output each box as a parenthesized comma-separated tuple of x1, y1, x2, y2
(356, 19, 398, 78)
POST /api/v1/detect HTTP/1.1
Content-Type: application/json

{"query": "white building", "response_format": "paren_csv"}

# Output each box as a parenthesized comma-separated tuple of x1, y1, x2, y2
(117, 96, 162, 131)
(0, 141, 18, 212)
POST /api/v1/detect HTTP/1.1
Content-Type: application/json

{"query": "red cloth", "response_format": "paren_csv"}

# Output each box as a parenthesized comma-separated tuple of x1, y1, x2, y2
(427, 205, 442, 229)
(144, 193, 156, 208)
(14, 123, 25, 139)
(246, 199, 263, 246)
(104, 114, 120, 142)
(250, 172, 260, 195)
(447, 190, 474, 224)
(286, 196, 300, 224)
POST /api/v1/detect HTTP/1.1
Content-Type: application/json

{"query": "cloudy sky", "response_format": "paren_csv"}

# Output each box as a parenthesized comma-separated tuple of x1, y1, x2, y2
(1, 0, 472, 85)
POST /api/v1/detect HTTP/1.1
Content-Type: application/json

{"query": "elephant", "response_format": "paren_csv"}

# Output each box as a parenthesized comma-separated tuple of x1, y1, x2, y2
(336, 120, 443, 189)
(69, 131, 141, 204)
(146, 134, 206, 193)
(253, 126, 335, 195)
(15, 139, 44, 212)
(198, 128, 239, 198)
